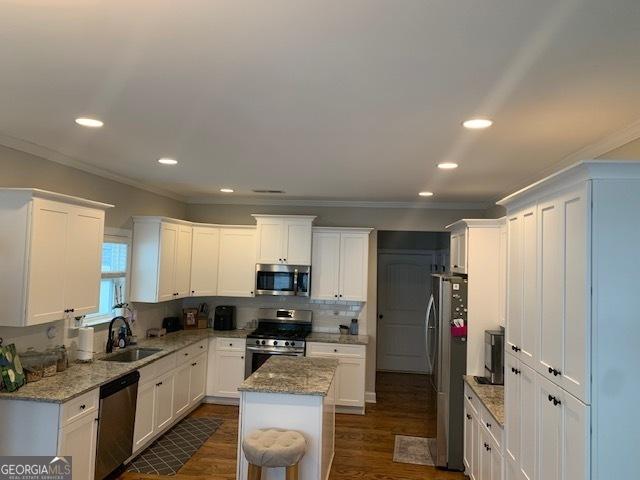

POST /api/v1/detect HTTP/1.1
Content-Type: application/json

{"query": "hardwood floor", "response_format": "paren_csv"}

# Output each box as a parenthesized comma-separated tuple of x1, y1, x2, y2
(119, 372, 466, 480)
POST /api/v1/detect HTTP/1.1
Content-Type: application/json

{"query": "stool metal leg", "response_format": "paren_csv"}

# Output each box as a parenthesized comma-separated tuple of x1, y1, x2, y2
(248, 463, 262, 480)
(285, 463, 299, 480)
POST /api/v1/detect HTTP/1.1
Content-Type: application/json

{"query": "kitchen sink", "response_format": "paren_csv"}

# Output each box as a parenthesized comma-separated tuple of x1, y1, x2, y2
(100, 347, 162, 363)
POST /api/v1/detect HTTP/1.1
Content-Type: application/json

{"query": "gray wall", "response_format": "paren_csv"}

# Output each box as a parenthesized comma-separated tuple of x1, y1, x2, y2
(378, 230, 450, 251)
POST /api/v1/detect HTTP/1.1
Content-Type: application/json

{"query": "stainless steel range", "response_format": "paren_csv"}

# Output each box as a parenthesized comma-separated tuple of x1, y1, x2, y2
(244, 308, 312, 378)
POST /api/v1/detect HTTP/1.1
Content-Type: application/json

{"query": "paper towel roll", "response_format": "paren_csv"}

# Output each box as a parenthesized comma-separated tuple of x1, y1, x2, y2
(78, 327, 94, 362)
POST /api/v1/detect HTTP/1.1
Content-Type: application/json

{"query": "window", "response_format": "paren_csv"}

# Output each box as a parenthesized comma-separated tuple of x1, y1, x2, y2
(84, 229, 131, 325)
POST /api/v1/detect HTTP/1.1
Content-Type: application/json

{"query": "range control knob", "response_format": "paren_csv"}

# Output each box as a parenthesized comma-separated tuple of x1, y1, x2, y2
(285, 342, 290, 346)
(273, 341, 278, 346)
(261, 340, 266, 345)
(290, 341, 295, 347)
(255, 340, 260, 345)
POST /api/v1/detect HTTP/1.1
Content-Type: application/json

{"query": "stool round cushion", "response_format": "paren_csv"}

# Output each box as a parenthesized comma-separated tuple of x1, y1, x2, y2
(242, 428, 307, 468)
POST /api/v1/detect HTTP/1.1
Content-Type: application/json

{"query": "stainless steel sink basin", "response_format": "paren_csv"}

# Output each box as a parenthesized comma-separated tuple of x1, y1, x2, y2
(101, 347, 162, 363)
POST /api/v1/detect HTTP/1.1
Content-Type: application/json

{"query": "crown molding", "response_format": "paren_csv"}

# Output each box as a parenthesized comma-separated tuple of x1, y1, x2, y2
(0, 132, 186, 203)
(491, 117, 640, 204)
(186, 196, 490, 210)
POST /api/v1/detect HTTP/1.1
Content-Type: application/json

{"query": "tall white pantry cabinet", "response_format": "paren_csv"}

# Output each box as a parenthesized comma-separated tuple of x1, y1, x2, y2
(499, 161, 640, 480)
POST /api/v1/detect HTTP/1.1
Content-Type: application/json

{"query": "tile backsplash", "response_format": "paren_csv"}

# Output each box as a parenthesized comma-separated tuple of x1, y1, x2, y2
(182, 296, 366, 334)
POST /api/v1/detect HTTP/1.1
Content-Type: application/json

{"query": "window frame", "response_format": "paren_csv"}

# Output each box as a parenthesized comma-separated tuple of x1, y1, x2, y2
(83, 227, 132, 326)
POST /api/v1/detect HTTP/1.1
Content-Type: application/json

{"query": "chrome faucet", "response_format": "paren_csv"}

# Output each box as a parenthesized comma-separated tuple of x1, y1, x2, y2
(106, 316, 133, 353)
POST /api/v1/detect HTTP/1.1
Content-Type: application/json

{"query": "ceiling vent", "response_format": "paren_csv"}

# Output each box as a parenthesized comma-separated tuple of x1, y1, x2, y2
(252, 189, 286, 194)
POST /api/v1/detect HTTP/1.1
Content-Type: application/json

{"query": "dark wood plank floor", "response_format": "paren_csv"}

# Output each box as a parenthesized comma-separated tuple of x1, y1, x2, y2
(119, 372, 466, 480)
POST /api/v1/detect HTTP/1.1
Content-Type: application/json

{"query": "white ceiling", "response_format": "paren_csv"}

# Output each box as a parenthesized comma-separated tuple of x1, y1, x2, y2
(1, 0, 640, 204)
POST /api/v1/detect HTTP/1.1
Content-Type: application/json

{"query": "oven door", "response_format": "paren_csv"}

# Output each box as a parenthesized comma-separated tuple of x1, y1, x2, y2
(244, 346, 304, 378)
(255, 264, 310, 296)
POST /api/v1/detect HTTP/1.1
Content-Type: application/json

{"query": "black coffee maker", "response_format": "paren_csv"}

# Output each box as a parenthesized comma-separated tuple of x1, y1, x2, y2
(213, 306, 236, 330)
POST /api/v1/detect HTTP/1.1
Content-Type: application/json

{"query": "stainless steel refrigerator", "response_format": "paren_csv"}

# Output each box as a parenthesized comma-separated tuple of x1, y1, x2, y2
(426, 273, 468, 471)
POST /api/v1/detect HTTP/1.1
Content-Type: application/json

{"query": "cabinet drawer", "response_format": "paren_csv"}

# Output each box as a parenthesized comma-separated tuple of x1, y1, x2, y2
(185, 339, 208, 358)
(60, 388, 99, 426)
(138, 363, 156, 384)
(480, 406, 503, 449)
(307, 342, 365, 358)
(464, 384, 480, 415)
(216, 338, 246, 351)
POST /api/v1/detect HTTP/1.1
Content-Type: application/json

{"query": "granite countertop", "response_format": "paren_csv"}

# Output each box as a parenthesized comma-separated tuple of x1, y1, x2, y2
(463, 376, 504, 427)
(239, 356, 339, 396)
(306, 332, 369, 345)
(0, 329, 212, 404)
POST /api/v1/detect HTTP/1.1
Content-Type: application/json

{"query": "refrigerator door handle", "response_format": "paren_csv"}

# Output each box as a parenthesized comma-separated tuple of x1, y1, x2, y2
(425, 293, 435, 373)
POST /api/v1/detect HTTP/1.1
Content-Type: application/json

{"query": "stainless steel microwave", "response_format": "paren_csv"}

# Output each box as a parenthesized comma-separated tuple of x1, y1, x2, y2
(255, 264, 311, 296)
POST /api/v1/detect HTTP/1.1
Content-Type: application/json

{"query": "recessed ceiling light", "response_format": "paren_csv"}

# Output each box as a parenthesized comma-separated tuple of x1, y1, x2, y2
(220, 188, 234, 193)
(158, 158, 178, 165)
(419, 191, 434, 197)
(438, 162, 459, 170)
(75, 117, 103, 128)
(462, 118, 493, 129)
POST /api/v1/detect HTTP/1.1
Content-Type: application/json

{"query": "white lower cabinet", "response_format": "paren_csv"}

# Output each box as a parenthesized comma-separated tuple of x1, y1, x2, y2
(58, 412, 98, 480)
(464, 384, 503, 480)
(206, 337, 247, 399)
(306, 343, 366, 410)
(132, 342, 209, 455)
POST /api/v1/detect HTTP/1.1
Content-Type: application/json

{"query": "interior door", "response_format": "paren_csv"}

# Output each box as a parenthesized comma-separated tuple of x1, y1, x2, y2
(377, 253, 434, 373)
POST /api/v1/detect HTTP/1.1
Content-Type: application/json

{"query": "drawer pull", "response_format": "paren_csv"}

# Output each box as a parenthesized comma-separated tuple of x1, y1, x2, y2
(486, 422, 491, 429)
(156, 381, 163, 387)
(80, 404, 86, 410)
(191, 362, 197, 367)
(334, 349, 338, 353)
(466, 414, 472, 420)
(184, 352, 189, 356)
(467, 395, 472, 400)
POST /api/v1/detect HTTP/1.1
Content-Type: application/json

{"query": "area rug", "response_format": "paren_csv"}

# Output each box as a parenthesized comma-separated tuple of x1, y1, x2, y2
(127, 416, 222, 475)
(393, 435, 436, 466)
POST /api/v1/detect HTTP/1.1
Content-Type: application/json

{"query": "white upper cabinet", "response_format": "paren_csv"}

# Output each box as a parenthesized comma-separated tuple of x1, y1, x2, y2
(217, 227, 256, 297)
(190, 226, 220, 296)
(252, 215, 315, 265)
(311, 228, 371, 302)
(131, 218, 193, 303)
(449, 228, 468, 273)
(0, 189, 111, 327)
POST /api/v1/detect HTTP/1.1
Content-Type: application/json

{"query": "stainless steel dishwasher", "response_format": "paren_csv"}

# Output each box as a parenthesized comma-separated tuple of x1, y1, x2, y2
(94, 370, 140, 480)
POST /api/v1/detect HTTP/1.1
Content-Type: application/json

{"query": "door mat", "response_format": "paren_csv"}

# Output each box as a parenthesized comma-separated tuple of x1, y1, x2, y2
(127, 416, 222, 475)
(393, 435, 436, 466)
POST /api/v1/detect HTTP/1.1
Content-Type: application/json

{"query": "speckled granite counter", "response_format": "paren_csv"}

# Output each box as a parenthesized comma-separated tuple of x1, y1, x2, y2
(239, 356, 339, 396)
(209, 328, 252, 338)
(463, 376, 504, 427)
(0, 329, 212, 404)
(306, 332, 369, 345)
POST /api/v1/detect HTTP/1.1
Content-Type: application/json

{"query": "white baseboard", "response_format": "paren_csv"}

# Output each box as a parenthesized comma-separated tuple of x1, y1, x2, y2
(365, 391, 377, 403)
(203, 395, 240, 406)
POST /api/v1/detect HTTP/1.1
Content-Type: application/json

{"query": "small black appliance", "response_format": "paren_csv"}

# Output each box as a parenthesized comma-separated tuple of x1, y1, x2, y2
(214, 305, 236, 330)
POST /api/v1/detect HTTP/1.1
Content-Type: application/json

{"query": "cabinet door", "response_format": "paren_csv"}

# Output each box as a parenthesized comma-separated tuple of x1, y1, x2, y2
(154, 371, 175, 431)
(157, 223, 178, 302)
(490, 449, 503, 480)
(189, 353, 207, 404)
(520, 207, 538, 366)
(497, 222, 508, 326)
(58, 413, 98, 480)
(256, 218, 284, 264)
(504, 353, 521, 466)
(520, 363, 537, 480)
(213, 350, 245, 397)
(26, 199, 70, 325)
(538, 198, 563, 383)
(311, 231, 341, 300)
(217, 228, 256, 297)
(174, 225, 193, 298)
(339, 233, 369, 301)
(537, 375, 562, 480)
(173, 362, 191, 417)
(133, 381, 155, 453)
(283, 219, 312, 264)
(335, 358, 365, 407)
(506, 212, 522, 355)
(560, 185, 590, 402)
(464, 401, 476, 479)
(64, 207, 104, 317)
(190, 227, 220, 296)
(457, 229, 467, 273)
(479, 428, 492, 480)
(450, 233, 460, 271)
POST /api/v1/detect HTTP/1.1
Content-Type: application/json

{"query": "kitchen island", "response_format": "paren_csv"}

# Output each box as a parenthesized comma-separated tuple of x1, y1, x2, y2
(237, 356, 338, 480)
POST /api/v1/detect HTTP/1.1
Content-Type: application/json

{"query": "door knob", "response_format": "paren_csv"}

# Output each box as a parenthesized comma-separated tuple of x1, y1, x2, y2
(379, 314, 384, 319)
